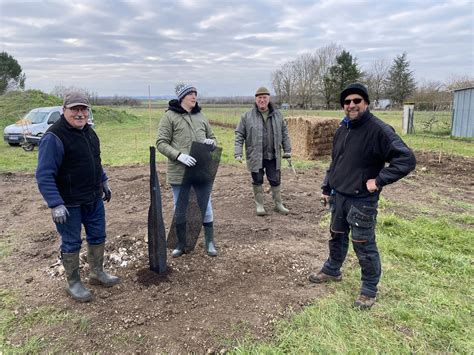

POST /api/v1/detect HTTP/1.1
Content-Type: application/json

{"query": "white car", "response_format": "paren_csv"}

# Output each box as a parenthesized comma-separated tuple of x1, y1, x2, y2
(3, 106, 94, 146)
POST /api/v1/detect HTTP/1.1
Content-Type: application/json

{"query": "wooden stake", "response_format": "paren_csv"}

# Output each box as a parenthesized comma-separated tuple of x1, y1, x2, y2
(148, 85, 152, 146)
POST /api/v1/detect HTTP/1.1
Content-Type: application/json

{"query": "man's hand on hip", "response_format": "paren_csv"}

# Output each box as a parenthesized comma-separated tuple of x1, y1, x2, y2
(366, 179, 379, 193)
(51, 205, 69, 224)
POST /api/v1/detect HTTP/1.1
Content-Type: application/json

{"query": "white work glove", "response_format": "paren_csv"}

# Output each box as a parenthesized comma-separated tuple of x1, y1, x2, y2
(282, 152, 291, 159)
(235, 155, 243, 163)
(177, 153, 197, 167)
(203, 138, 216, 148)
(51, 204, 69, 224)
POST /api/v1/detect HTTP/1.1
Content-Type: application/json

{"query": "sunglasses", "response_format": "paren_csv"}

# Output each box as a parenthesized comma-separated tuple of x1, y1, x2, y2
(344, 98, 364, 105)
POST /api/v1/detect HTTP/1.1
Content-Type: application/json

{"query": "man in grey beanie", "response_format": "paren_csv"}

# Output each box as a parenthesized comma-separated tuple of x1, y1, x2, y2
(234, 87, 292, 216)
(309, 82, 416, 309)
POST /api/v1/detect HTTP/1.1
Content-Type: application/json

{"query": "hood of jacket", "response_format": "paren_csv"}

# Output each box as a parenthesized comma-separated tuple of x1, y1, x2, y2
(167, 99, 202, 114)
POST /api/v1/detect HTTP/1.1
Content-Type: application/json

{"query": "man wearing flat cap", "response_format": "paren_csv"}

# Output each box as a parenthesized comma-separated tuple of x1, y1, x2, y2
(309, 82, 416, 309)
(234, 87, 292, 216)
(36, 91, 119, 302)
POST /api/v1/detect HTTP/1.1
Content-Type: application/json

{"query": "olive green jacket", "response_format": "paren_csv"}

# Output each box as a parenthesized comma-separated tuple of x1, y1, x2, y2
(157, 100, 216, 184)
(234, 103, 291, 172)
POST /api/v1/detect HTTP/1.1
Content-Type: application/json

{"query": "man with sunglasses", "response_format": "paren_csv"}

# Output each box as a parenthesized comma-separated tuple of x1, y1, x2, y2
(309, 82, 416, 309)
(36, 92, 119, 302)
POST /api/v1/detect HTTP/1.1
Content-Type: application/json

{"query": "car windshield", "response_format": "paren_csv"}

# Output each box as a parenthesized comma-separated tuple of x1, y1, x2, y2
(24, 111, 49, 124)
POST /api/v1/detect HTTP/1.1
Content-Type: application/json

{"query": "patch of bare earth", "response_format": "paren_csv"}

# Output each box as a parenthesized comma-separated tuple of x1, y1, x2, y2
(0, 151, 472, 352)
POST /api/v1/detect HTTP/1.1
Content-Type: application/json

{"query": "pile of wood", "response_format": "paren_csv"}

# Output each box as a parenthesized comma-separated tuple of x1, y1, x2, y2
(286, 116, 340, 159)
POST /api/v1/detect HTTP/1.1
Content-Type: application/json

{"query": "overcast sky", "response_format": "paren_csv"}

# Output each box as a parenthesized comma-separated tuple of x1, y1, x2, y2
(1, 0, 473, 97)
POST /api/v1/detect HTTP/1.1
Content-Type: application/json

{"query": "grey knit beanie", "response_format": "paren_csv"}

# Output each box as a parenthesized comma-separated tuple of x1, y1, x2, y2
(176, 84, 197, 101)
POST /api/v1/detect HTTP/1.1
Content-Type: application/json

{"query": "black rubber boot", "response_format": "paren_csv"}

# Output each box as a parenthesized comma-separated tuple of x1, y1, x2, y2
(252, 185, 266, 216)
(172, 223, 187, 257)
(87, 243, 120, 287)
(203, 223, 217, 257)
(62, 252, 92, 302)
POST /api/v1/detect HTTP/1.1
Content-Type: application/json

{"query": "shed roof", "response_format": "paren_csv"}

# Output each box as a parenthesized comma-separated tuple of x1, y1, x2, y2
(453, 86, 474, 92)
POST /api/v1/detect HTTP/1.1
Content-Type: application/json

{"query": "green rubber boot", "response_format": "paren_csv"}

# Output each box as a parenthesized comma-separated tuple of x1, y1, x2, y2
(172, 223, 187, 257)
(252, 185, 267, 216)
(62, 252, 92, 302)
(271, 185, 289, 215)
(87, 243, 120, 287)
(204, 224, 217, 257)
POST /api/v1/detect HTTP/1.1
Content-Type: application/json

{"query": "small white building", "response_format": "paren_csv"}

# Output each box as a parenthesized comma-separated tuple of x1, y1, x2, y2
(451, 86, 474, 138)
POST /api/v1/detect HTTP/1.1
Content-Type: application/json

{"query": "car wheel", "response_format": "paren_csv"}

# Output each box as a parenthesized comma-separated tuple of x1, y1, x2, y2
(22, 143, 35, 152)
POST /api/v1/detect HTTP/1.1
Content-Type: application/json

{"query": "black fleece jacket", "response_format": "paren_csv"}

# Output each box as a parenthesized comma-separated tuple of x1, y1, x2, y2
(322, 109, 416, 198)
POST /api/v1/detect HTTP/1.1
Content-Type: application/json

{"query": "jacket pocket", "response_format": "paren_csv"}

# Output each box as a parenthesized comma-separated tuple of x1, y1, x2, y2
(347, 204, 377, 242)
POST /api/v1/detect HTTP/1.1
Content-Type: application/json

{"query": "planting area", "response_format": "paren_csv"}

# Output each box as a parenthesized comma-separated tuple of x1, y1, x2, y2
(0, 151, 473, 353)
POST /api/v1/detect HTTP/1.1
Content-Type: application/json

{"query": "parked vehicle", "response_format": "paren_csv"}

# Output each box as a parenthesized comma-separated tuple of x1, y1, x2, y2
(3, 106, 94, 147)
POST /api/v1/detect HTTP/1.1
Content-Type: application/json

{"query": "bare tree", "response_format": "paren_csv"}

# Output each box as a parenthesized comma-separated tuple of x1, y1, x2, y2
(292, 53, 319, 108)
(51, 85, 98, 104)
(271, 61, 297, 107)
(313, 43, 342, 108)
(364, 59, 390, 104)
(411, 79, 448, 110)
(444, 75, 474, 91)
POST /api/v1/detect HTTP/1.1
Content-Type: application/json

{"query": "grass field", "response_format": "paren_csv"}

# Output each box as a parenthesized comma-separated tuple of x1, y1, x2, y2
(0, 105, 472, 173)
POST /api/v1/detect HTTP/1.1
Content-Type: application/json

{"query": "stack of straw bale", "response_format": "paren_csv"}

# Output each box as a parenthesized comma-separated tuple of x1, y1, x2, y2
(287, 116, 340, 159)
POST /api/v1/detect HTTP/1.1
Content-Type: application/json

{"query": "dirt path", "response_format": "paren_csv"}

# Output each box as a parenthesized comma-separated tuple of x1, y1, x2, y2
(0, 152, 472, 352)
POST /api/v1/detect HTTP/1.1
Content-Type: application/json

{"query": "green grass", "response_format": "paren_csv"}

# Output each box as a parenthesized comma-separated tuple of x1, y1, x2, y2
(0, 90, 62, 127)
(0, 289, 90, 353)
(231, 213, 474, 354)
(1, 104, 472, 173)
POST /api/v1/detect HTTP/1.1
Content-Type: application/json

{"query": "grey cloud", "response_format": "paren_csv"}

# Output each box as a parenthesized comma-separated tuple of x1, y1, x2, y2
(0, 0, 472, 96)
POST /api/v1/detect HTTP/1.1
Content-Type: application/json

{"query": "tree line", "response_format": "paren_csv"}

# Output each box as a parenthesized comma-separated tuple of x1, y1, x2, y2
(271, 43, 473, 109)
(1, 49, 473, 110)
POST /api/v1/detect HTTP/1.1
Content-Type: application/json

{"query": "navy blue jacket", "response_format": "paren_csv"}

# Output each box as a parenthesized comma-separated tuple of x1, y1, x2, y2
(36, 115, 107, 208)
(322, 110, 416, 198)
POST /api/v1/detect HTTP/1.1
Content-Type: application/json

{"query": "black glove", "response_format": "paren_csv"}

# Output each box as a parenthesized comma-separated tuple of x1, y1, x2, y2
(103, 180, 112, 202)
(51, 205, 69, 224)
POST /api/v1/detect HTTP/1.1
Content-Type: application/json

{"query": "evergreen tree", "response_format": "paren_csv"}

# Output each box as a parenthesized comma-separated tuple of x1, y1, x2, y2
(385, 52, 416, 105)
(0, 52, 25, 95)
(327, 50, 362, 103)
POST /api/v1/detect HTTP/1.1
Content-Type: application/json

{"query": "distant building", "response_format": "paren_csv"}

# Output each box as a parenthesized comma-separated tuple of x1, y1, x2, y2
(451, 86, 474, 138)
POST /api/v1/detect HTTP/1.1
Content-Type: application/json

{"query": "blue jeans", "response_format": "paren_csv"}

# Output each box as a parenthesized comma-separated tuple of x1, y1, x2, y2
(171, 183, 213, 224)
(251, 159, 281, 186)
(55, 198, 106, 253)
(321, 192, 381, 298)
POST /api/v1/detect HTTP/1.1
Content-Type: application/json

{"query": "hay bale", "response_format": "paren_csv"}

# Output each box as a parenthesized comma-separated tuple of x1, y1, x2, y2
(287, 116, 340, 159)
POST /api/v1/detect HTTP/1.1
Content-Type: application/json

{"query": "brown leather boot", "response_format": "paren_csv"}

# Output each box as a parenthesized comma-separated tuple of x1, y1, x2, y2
(308, 271, 342, 283)
(354, 294, 376, 309)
